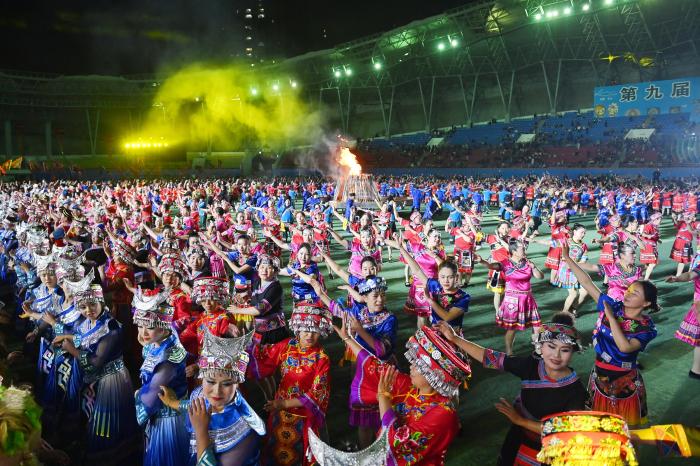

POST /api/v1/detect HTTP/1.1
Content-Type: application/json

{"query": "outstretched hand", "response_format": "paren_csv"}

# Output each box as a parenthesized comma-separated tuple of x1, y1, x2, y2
(494, 398, 526, 427)
(377, 365, 398, 399)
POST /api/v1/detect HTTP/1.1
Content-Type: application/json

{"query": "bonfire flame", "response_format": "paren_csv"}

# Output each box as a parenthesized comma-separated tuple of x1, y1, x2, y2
(338, 147, 362, 176)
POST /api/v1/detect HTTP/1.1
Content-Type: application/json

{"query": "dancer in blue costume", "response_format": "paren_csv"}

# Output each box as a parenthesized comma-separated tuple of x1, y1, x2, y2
(52, 284, 141, 464)
(160, 328, 265, 466)
(21, 251, 63, 406)
(21, 263, 90, 444)
(132, 289, 190, 466)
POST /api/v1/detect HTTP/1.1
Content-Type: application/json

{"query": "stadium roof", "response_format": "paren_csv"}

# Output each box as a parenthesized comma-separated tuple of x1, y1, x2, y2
(275, 0, 698, 89)
(0, 0, 697, 107)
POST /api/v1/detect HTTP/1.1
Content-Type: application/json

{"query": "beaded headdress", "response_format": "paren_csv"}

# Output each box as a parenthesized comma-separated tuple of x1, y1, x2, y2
(290, 304, 333, 338)
(111, 236, 136, 264)
(534, 322, 583, 353)
(256, 253, 281, 271)
(404, 326, 471, 398)
(191, 276, 230, 305)
(73, 284, 105, 306)
(132, 289, 175, 329)
(357, 276, 387, 295)
(158, 253, 189, 279)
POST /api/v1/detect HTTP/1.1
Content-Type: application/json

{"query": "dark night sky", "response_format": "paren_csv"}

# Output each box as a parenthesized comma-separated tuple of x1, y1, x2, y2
(0, 0, 471, 76)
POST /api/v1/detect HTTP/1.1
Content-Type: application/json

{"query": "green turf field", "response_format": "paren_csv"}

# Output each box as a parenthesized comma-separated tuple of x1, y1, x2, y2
(309, 208, 700, 465)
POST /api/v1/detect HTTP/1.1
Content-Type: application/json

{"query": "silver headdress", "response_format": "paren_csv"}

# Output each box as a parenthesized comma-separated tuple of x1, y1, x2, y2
(132, 289, 175, 329)
(307, 427, 389, 466)
(198, 328, 254, 383)
(55, 247, 84, 271)
(34, 252, 57, 274)
(62, 269, 95, 296)
(25, 225, 48, 246)
(73, 284, 105, 306)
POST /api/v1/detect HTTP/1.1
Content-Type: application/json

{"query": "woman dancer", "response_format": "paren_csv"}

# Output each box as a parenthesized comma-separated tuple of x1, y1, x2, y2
(247, 304, 332, 466)
(666, 270, 700, 379)
(337, 321, 470, 465)
(401, 228, 446, 329)
(52, 284, 140, 464)
(551, 223, 589, 315)
(475, 240, 544, 355)
(561, 241, 658, 426)
(132, 291, 189, 466)
(159, 329, 266, 465)
(435, 313, 586, 465)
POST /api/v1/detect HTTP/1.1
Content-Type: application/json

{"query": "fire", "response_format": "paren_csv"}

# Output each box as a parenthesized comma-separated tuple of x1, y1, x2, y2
(338, 147, 362, 176)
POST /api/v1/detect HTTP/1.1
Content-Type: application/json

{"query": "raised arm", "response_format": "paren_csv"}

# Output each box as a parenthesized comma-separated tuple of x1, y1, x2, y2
(386, 236, 429, 284)
(327, 227, 350, 250)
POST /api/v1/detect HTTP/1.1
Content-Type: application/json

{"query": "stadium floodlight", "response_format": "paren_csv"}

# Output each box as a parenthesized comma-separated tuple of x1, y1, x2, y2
(604, 0, 613, 4)
(450, 38, 459, 47)
(582, 3, 590, 11)
(344, 68, 352, 76)
(251, 87, 258, 96)
(545, 10, 554, 17)
(551, 9, 559, 17)
(437, 42, 446, 51)
(334, 70, 342, 78)
(272, 83, 280, 92)
(290, 80, 298, 88)
(534, 13, 542, 20)
(373, 62, 382, 70)
(563, 7, 571, 15)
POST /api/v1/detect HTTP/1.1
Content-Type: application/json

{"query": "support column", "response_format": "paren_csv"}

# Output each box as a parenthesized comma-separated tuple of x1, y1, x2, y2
(506, 70, 515, 122)
(377, 87, 387, 137)
(553, 59, 563, 114)
(4, 121, 11, 156)
(469, 74, 479, 125)
(417, 78, 429, 131)
(459, 76, 469, 123)
(541, 62, 554, 115)
(45, 121, 52, 156)
(386, 86, 395, 137)
(345, 87, 352, 134)
(427, 76, 436, 131)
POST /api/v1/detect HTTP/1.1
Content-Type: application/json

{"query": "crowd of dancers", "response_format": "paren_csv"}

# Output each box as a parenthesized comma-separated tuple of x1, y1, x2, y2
(0, 173, 698, 465)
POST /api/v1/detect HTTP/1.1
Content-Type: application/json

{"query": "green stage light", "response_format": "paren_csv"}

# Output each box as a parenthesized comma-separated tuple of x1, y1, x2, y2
(334, 70, 342, 78)
(563, 6, 571, 14)
(582, 3, 590, 11)
(272, 83, 280, 92)
(604, 0, 614, 4)
(344, 68, 352, 76)
(251, 87, 258, 96)
(450, 39, 458, 47)
(437, 42, 446, 51)
(290, 81, 298, 88)
(534, 13, 543, 20)
(373, 62, 382, 70)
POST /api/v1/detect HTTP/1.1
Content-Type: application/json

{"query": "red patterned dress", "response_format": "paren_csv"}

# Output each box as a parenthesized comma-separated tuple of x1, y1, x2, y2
(248, 337, 331, 466)
(351, 349, 459, 465)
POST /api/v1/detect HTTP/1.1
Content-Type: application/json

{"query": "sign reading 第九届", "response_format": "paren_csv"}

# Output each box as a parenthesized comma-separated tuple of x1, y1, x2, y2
(593, 77, 699, 118)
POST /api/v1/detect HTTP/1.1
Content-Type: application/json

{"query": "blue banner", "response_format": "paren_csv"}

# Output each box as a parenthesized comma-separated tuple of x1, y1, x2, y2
(593, 77, 700, 117)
